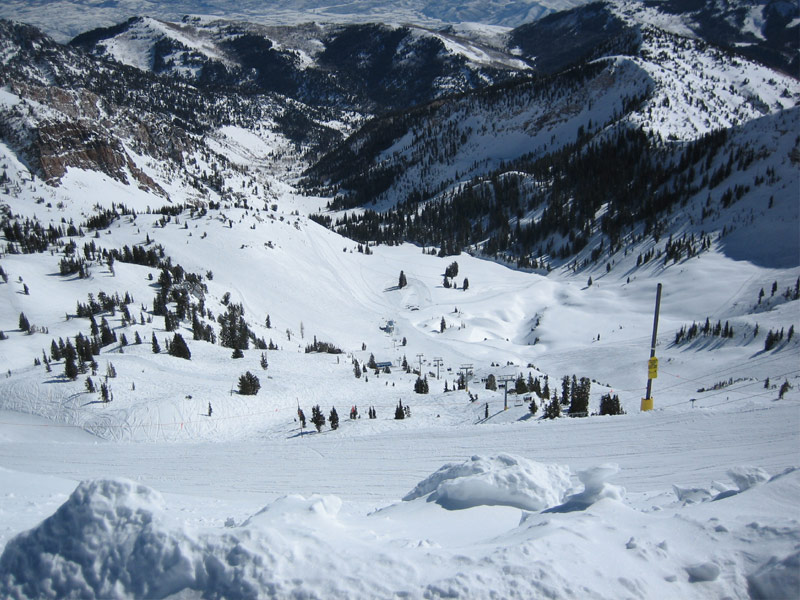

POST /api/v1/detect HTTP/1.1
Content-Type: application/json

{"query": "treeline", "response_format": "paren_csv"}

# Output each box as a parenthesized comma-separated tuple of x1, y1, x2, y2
(674, 318, 736, 344)
(319, 120, 737, 264)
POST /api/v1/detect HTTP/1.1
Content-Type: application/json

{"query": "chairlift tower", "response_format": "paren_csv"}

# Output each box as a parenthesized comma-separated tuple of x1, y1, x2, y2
(460, 364, 474, 391)
(433, 357, 443, 379)
(497, 375, 515, 410)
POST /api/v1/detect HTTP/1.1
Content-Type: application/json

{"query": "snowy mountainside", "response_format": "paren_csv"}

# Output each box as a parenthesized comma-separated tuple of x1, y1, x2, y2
(69, 17, 529, 113)
(0, 7, 798, 600)
(0, 0, 592, 43)
(623, 0, 800, 76)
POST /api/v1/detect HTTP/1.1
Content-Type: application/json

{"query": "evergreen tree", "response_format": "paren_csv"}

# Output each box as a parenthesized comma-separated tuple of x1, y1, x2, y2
(529, 397, 538, 415)
(395, 400, 405, 420)
(569, 377, 590, 415)
(398, 270, 407, 288)
(62, 340, 78, 378)
(151, 332, 161, 354)
(64, 353, 78, 380)
(485, 373, 497, 391)
(18, 312, 29, 332)
(515, 375, 527, 394)
(237, 371, 261, 395)
(353, 358, 362, 379)
(561, 376, 571, 407)
(414, 376, 429, 394)
(440, 317, 446, 333)
(545, 397, 561, 419)
(169, 333, 191, 359)
(260, 352, 269, 369)
(311, 404, 325, 431)
(599, 393, 623, 416)
(232, 347, 244, 359)
(779, 380, 792, 399)
(134, 331, 142, 345)
(85, 376, 95, 393)
(463, 278, 469, 291)
(329, 407, 339, 430)
(99, 317, 115, 346)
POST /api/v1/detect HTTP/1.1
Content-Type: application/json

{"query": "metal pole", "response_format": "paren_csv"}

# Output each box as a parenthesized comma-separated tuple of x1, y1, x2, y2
(642, 283, 662, 411)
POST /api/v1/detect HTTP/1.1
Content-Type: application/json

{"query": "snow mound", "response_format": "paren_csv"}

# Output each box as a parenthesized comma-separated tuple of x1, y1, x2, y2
(0, 478, 199, 599)
(244, 493, 343, 525)
(0, 478, 293, 599)
(727, 466, 771, 492)
(747, 551, 800, 600)
(402, 454, 572, 511)
(544, 464, 625, 513)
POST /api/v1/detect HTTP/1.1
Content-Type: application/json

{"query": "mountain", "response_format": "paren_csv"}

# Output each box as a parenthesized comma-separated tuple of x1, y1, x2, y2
(304, 14, 799, 269)
(0, 0, 591, 43)
(69, 16, 529, 113)
(0, 5, 798, 599)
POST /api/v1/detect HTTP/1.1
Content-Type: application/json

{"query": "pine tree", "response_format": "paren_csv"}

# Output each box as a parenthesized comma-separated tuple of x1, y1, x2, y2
(599, 393, 623, 415)
(168, 333, 191, 360)
(440, 317, 446, 333)
(237, 371, 261, 395)
(64, 353, 78, 380)
(151, 332, 161, 354)
(260, 352, 269, 369)
(18, 312, 29, 332)
(545, 397, 561, 419)
(311, 405, 325, 431)
(414, 376, 429, 394)
(395, 401, 405, 420)
(85, 376, 95, 393)
(569, 377, 590, 416)
(329, 407, 339, 430)
(353, 358, 362, 379)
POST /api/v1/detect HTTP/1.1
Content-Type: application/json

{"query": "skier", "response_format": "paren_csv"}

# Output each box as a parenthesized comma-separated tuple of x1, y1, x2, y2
(208, 402, 213, 417)
(484, 403, 488, 419)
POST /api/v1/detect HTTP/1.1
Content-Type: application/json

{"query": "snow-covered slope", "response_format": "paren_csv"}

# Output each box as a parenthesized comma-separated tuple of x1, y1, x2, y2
(0, 6, 798, 599)
(0, 0, 592, 43)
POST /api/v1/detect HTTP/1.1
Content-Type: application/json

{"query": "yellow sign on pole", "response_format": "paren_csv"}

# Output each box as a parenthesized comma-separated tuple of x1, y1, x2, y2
(648, 357, 658, 379)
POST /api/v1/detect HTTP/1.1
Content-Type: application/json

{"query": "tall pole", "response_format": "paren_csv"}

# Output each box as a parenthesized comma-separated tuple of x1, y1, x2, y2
(641, 283, 662, 411)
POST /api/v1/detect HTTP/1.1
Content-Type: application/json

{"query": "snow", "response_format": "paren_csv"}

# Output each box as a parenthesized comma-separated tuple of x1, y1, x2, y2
(0, 3, 798, 597)
(0, 0, 591, 44)
(402, 454, 572, 511)
(0, 128, 798, 594)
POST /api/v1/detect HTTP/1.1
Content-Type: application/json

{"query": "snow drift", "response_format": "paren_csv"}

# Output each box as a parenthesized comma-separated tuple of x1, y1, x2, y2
(402, 453, 573, 511)
(2, 459, 800, 599)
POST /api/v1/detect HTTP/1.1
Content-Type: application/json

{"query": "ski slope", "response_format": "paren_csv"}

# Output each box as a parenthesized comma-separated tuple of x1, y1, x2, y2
(0, 153, 798, 597)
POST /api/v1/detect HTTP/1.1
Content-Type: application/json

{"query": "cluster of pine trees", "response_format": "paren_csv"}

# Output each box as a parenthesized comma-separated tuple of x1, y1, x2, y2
(764, 326, 794, 351)
(305, 336, 343, 354)
(674, 318, 735, 344)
